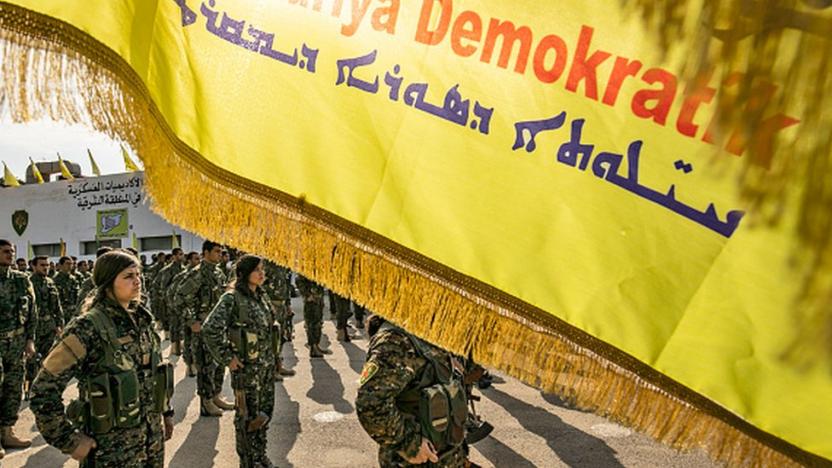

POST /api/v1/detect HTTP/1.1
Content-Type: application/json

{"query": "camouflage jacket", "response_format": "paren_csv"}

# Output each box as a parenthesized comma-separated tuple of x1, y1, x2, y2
(31, 273, 64, 331)
(152, 261, 183, 311)
(30, 298, 163, 453)
(165, 265, 194, 311)
(295, 275, 324, 303)
(203, 289, 276, 368)
(75, 276, 95, 316)
(262, 261, 291, 304)
(356, 325, 465, 467)
(0, 265, 36, 339)
(174, 261, 226, 324)
(53, 271, 79, 311)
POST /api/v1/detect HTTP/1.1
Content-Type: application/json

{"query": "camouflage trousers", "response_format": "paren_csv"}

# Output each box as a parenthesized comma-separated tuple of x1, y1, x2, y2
(0, 334, 26, 426)
(231, 363, 275, 468)
(303, 300, 323, 347)
(183, 326, 194, 366)
(80, 412, 165, 468)
(26, 325, 60, 393)
(169, 308, 183, 345)
(194, 332, 225, 399)
(331, 293, 352, 331)
(154, 301, 169, 333)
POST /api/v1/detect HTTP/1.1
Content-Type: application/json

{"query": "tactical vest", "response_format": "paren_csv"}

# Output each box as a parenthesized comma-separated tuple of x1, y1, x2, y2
(227, 291, 279, 364)
(388, 325, 468, 456)
(68, 308, 173, 434)
(0, 273, 29, 333)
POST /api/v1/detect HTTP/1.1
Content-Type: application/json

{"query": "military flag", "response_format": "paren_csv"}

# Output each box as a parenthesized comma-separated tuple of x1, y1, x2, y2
(121, 145, 140, 172)
(56, 153, 74, 181)
(1, 1, 829, 465)
(3, 161, 20, 187)
(29, 157, 44, 183)
(87, 148, 102, 176)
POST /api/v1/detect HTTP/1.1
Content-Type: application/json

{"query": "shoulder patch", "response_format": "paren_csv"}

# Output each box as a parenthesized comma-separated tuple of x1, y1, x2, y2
(42, 334, 86, 375)
(359, 362, 379, 387)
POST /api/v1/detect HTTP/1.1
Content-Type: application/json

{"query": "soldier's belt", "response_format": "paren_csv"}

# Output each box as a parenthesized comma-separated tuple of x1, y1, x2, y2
(0, 326, 25, 339)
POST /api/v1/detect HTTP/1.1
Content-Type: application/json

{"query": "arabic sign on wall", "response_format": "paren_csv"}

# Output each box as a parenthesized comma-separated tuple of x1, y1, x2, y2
(68, 175, 143, 211)
(96, 208, 129, 239)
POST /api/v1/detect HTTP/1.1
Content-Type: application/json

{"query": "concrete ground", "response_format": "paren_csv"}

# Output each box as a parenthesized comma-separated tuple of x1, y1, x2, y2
(2, 297, 716, 467)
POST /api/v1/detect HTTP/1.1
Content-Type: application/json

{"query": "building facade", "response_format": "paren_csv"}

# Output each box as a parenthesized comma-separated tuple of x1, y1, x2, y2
(1, 171, 203, 262)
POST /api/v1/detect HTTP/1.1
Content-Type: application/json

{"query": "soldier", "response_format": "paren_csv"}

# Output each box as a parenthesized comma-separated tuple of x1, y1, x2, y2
(25, 256, 64, 400)
(30, 250, 175, 467)
(15, 258, 28, 273)
(356, 315, 472, 467)
(174, 241, 234, 416)
(48, 261, 56, 278)
(54, 256, 80, 323)
(262, 260, 295, 380)
(331, 292, 355, 342)
(203, 255, 277, 468)
(168, 251, 200, 368)
(77, 260, 92, 279)
(352, 300, 367, 329)
(70, 256, 84, 284)
(0, 240, 37, 459)
(294, 275, 332, 358)
(153, 248, 184, 339)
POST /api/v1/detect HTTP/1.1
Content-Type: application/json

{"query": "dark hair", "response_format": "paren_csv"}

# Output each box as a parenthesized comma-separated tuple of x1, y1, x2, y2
(96, 246, 113, 258)
(59, 256, 72, 265)
(83, 250, 141, 313)
(33, 255, 49, 265)
(71, 256, 78, 261)
(186, 251, 199, 262)
(172, 248, 183, 256)
(125, 247, 139, 257)
(232, 255, 263, 296)
(0, 239, 11, 248)
(16, 257, 26, 263)
(202, 240, 221, 254)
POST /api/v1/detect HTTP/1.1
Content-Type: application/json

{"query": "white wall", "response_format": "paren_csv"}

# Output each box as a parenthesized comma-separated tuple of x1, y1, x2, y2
(0, 172, 203, 261)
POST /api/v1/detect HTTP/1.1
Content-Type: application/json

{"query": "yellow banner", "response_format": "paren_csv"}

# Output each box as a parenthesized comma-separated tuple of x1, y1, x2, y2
(2, 0, 829, 463)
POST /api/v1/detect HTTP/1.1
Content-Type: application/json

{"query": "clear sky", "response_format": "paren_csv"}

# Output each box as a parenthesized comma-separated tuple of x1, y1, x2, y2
(0, 115, 142, 180)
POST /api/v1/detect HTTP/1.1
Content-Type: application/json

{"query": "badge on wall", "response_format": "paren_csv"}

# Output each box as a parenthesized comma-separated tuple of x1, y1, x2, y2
(12, 210, 28, 236)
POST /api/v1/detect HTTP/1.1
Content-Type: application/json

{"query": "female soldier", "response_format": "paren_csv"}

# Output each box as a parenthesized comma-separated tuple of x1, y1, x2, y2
(203, 255, 277, 468)
(30, 250, 174, 467)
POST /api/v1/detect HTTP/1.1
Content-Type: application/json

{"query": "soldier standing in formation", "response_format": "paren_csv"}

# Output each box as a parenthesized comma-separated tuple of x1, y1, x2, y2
(54, 256, 80, 323)
(204, 255, 277, 468)
(175, 240, 234, 416)
(167, 251, 200, 369)
(153, 248, 184, 341)
(331, 291, 354, 342)
(295, 274, 331, 358)
(0, 239, 37, 459)
(262, 260, 296, 380)
(30, 250, 175, 467)
(356, 314, 471, 467)
(76, 247, 114, 317)
(25, 256, 64, 399)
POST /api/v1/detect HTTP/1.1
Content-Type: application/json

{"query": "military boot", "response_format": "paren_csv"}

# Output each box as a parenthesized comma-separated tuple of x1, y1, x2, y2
(277, 362, 296, 377)
(336, 328, 354, 342)
(200, 398, 223, 417)
(170, 341, 181, 356)
(213, 394, 235, 411)
(310, 346, 324, 358)
(187, 363, 198, 377)
(1, 426, 32, 448)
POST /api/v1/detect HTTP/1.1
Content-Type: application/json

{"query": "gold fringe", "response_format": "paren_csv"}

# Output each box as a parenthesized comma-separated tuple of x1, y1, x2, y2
(622, 0, 832, 372)
(0, 3, 828, 467)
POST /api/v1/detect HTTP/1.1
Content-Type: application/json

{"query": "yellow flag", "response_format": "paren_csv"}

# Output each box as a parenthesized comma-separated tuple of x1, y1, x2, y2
(3, 2, 831, 466)
(171, 230, 180, 249)
(87, 148, 101, 176)
(131, 232, 139, 251)
(3, 162, 20, 187)
(59, 238, 66, 257)
(121, 145, 140, 172)
(29, 158, 44, 184)
(27, 241, 33, 259)
(57, 153, 75, 181)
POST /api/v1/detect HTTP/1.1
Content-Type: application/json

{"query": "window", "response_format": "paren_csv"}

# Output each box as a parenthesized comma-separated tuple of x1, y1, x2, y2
(81, 239, 122, 255)
(140, 235, 181, 252)
(32, 243, 62, 257)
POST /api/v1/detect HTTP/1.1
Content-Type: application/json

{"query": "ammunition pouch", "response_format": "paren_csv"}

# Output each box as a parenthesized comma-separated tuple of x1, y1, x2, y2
(153, 362, 174, 413)
(419, 380, 467, 452)
(110, 370, 142, 430)
(229, 326, 260, 363)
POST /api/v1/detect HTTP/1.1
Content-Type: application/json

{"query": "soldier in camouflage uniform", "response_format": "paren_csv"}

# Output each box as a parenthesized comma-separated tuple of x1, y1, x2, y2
(204, 255, 277, 468)
(153, 248, 184, 339)
(356, 315, 471, 467)
(54, 256, 80, 323)
(15, 258, 28, 273)
(262, 260, 295, 379)
(77, 260, 92, 280)
(168, 252, 201, 369)
(174, 241, 233, 416)
(25, 256, 64, 400)
(0, 239, 37, 458)
(294, 274, 331, 358)
(30, 250, 175, 467)
(331, 291, 354, 342)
